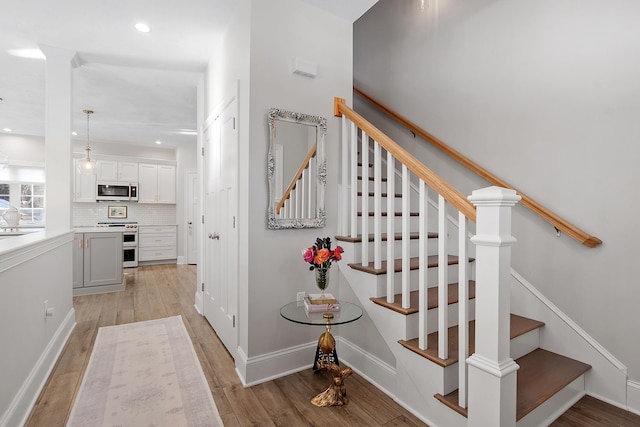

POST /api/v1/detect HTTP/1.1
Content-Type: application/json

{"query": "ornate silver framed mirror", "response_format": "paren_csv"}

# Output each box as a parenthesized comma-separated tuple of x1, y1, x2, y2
(267, 108, 326, 229)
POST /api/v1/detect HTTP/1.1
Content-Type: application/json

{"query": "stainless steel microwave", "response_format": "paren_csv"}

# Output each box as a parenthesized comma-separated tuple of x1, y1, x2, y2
(96, 182, 138, 201)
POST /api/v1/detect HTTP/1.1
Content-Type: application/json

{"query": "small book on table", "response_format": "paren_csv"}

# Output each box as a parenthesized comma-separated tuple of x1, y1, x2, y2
(304, 293, 340, 313)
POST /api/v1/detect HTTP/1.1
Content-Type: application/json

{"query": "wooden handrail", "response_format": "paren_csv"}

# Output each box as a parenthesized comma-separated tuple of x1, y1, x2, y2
(352, 87, 602, 248)
(276, 143, 317, 214)
(334, 97, 476, 222)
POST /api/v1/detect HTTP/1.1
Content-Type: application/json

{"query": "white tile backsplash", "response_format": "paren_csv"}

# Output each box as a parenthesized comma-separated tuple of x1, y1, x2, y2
(73, 202, 176, 226)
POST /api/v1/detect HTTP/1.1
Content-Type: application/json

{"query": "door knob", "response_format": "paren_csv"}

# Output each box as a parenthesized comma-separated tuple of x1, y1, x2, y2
(212, 232, 220, 240)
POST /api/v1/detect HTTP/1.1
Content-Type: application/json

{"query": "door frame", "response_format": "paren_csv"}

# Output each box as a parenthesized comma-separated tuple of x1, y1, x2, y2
(185, 169, 199, 265)
(200, 81, 240, 357)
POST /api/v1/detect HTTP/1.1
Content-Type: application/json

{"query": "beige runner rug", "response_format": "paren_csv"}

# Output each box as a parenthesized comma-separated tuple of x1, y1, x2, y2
(66, 316, 223, 427)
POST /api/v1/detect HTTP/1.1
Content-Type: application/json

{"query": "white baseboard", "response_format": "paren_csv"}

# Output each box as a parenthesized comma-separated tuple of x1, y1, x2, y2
(236, 342, 317, 387)
(0, 308, 75, 427)
(177, 256, 186, 265)
(336, 337, 397, 394)
(194, 290, 203, 315)
(627, 380, 640, 415)
(338, 337, 438, 427)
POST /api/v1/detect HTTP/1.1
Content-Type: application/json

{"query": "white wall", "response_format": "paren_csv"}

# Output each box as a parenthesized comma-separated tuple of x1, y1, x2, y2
(205, 0, 358, 384)
(0, 232, 75, 427)
(354, 0, 640, 381)
(0, 134, 45, 164)
(246, 0, 353, 363)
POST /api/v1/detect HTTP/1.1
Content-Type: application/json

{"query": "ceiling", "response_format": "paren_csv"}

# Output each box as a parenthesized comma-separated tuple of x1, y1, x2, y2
(0, 0, 377, 149)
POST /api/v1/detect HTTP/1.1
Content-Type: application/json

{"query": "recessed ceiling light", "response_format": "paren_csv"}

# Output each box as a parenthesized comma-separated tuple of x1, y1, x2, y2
(72, 131, 78, 136)
(135, 22, 151, 33)
(7, 48, 46, 60)
(2, 128, 12, 132)
(155, 140, 162, 145)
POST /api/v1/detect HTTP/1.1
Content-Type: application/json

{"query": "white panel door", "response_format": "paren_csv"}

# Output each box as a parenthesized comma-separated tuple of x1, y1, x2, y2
(203, 93, 238, 357)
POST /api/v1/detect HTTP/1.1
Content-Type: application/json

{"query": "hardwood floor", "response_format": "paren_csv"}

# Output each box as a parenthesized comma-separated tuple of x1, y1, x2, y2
(551, 395, 640, 426)
(24, 264, 427, 427)
(24, 264, 640, 426)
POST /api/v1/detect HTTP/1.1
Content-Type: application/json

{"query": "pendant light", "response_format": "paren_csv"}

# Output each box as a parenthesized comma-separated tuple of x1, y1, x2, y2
(77, 109, 96, 175)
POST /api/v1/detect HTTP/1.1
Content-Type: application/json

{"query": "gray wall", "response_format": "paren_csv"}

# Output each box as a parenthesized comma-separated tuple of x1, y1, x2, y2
(354, 0, 640, 379)
(206, 0, 359, 383)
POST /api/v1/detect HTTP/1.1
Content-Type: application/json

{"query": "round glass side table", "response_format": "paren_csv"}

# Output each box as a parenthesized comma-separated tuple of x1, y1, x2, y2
(280, 300, 363, 370)
(280, 300, 363, 407)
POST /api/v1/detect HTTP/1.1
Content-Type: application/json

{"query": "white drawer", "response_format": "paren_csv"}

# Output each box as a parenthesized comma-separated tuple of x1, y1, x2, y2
(139, 247, 177, 261)
(139, 226, 176, 234)
(139, 234, 175, 246)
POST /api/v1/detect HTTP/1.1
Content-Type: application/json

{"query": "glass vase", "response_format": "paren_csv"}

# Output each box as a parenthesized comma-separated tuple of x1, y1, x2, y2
(315, 266, 330, 296)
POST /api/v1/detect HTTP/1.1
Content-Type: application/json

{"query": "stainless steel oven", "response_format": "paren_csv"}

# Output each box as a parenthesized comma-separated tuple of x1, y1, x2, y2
(97, 222, 138, 267)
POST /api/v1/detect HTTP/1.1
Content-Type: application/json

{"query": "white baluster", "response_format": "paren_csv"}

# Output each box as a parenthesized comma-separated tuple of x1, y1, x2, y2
(341, 115, 349, 236)
(419, 180, 429, 350)
(361, 131, 369, 267)
(458, 212, 469, 408)
(438, 194, 448, 360)
(300, 169, 307, 219)
(350, 123, 358, 238)
(386, 152, 395, 303)
(373, 142, 382, 269)
(401, 164, 410, 309)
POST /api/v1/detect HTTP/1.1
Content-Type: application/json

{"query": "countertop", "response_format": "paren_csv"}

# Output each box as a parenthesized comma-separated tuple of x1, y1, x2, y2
(73, 227, 127, 233)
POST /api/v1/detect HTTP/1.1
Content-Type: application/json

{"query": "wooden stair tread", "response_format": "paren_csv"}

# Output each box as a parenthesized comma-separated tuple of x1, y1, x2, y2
(398, 314, 544, 367)
(515, 348, 591, 420)
(335, 232, 437, 243)
(434, 348, 591, 421)
(348, 255, 474, 275)
(357, 211, 420, 216)
(370, 281, 476, 315)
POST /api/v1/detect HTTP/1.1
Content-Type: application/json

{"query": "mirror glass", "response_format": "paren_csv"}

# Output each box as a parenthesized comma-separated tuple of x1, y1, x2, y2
(267, 108, 326, 229)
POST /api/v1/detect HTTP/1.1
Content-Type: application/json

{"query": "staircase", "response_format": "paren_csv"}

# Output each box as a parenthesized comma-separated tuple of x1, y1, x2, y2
(333, 99, 593, 426)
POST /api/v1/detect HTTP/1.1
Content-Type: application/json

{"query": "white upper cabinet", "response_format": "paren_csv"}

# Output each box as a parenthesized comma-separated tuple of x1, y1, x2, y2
(118, 162, 139, 182)
(96, 160, 139, 182)
(138, 163, 175, 204)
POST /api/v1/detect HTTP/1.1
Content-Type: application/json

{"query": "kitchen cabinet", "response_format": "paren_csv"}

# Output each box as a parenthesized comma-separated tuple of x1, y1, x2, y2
(73, 232, 124, 295)
(139, 225, 177, 262)
(73, 159, 97, 202)
(138, 163, 176, 204)
(96, 160, 139, 182)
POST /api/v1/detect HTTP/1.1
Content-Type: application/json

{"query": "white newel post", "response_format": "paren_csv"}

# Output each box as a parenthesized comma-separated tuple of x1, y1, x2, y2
(467, 186, 521, 427)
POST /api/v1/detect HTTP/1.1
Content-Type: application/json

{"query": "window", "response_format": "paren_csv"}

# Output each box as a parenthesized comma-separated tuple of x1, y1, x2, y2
(0, 184, 9, 208)
(0, 182, 45, 225)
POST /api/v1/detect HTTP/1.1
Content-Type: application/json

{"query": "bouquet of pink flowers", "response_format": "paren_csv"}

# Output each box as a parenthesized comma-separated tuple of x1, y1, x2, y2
(302, 237, 344, 270)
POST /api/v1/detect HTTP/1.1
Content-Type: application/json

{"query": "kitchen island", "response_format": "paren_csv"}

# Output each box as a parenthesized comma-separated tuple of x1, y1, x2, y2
(72, 227, 124, 296)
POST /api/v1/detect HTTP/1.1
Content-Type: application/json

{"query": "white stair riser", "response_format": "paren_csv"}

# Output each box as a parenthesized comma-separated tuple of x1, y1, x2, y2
(365, 265, 467, 298)
(402, 301, 477, 341)
(349, 238, 440, 261)
(511, 328, 541, 360)
(358, 215, 422, 234)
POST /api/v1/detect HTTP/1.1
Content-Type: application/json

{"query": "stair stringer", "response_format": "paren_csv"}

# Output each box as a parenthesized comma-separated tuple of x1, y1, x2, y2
(338, 256, 469, 427)
(510, 270, 629, 410)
